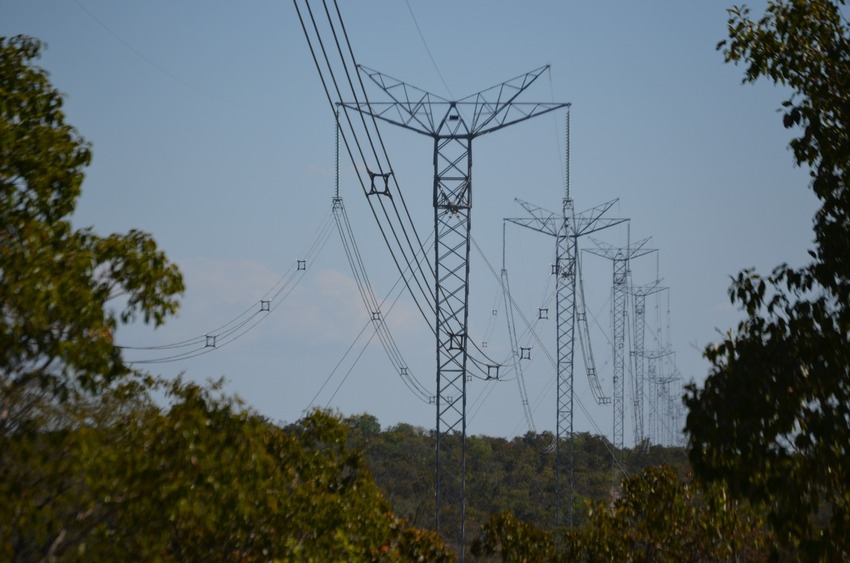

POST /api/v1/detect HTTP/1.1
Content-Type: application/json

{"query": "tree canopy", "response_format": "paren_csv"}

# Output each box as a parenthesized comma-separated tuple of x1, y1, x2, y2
(469, 466, 771, 562)
(0, 35, 452, 561)
(0, 35, 184, 425)
(685, 1, 850, 558)
(1, 377, 452, 561)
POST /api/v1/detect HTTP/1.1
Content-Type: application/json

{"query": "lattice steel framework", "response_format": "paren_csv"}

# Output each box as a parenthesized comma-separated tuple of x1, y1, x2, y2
(586, 238, 653, 451)
(506, 197, 623, 525)
(646, 287, 677, 444)
(659, 368, 683, 445)
(341, 65, 567, 550)
(631, 280, 663, 446)
(647, 349, 659, 442)
(645, 344, 671, 443)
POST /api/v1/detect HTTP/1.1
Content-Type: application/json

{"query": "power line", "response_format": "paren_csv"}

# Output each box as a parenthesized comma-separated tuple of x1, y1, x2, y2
(404, 0, 454, 99)
(71, 0, 236, 105)
(122, 208, 336, 364)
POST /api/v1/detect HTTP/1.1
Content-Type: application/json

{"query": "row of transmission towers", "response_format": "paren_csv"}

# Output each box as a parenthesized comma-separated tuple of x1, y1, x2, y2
(293, 1, 683, 554)
(582, 237, 684, 450)
(505, 111, 625, 526)
(502, 112, 685, 526)
(341, 64, 567, 555)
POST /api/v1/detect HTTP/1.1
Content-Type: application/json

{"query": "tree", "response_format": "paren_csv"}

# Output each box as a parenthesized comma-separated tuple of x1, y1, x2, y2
(0, 376, 453, 561)
(561, 466, 771, 562)
(0, 30, 713, 562)
(469, 510, 556, 562)
(684, 1, 850, 558)
(469, 466, 771, 562)
(0, 36, 453, 561)
(0, 35, 184, 430)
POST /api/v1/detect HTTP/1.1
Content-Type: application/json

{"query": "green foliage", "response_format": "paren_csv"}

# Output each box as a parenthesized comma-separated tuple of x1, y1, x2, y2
(358, 421, 437, 530)
(0, 35, 451, 562)
(0, 35, 184, 416)
(0, 379, 453, 561)
(347, 421, 690, 550)
(469, 511, 556, 562)
(561, 466, 771, 562)
(686, 2, 850, 558)
(345, 412, 382, 436)
(468, 466, 770, 562)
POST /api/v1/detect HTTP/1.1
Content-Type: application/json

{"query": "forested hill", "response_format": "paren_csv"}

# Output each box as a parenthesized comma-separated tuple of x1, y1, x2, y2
(341, 413, 689, 533)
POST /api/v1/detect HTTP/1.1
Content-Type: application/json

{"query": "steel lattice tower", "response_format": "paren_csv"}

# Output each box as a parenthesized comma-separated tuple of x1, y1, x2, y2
(586, 238, 653, 451)
(648, 288, 678, 445)
(645, 345, 672, 443)
(631, 280, 663, 446)
(506, 199, 622, 525)
(505, 104, 625, 524)
(659, 368, 682, 445)
(647, 348, 659, 442)
(341, 65, 567, 550)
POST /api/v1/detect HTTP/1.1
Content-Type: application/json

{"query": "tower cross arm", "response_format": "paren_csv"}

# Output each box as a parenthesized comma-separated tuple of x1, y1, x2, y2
(505, 198, 559, 236)
(632, 280, 667, 298)
(572, 199, 628, 237)
(470, 101, 570, 138)
(504, 216, 558, 236)
(585, 236, 655, 261)
(339, 100, 442, 137)
(573, 217, 628, 238)
(460, 65, 567, 135)
(343, 65, 451, 136)
(351, 64, 569, 138)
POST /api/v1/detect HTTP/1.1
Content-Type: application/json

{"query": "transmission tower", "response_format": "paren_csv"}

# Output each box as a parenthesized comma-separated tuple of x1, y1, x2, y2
(585, 237, 653, 452)
(341, 65, 567, 551)
(631, 280, 664, 446)
(656, 289, 683, 446)
(504, 112, 625, 525)
(645, 346, 672, 443)
(658, 365, 683, 445)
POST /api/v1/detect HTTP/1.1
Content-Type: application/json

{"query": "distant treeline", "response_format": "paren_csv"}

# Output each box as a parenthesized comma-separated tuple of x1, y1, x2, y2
(341, 413, 690, 533)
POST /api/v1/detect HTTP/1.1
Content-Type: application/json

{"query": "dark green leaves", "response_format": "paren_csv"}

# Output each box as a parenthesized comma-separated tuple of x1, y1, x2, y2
(0, 34, 451, 562)
(469, 467, 771, 562)
(0, 35, 184, 414)
(687, 2, 850, 558)
(0, 36, 90, 223)
(0, 378, 453, 561)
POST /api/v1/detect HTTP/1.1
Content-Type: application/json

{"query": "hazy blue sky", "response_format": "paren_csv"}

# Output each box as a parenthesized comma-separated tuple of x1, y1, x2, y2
(2, 1, 817, 440)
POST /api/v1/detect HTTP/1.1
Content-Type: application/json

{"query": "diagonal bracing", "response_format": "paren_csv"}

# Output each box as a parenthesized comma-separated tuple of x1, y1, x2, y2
(342, 66, 567, 552)
(585, 237, 654, 452)
(506, 195, 625, 526)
